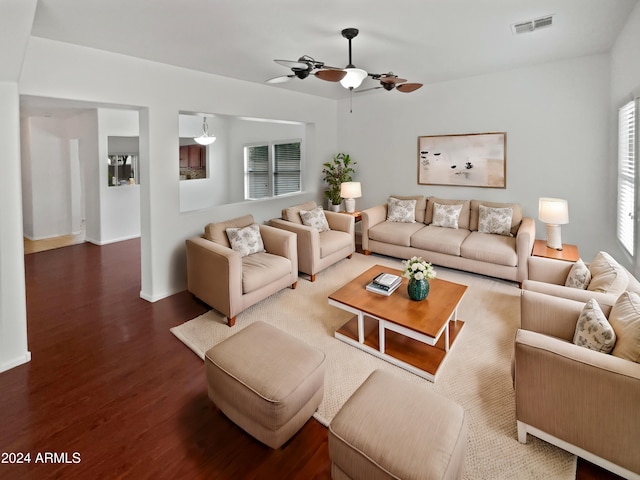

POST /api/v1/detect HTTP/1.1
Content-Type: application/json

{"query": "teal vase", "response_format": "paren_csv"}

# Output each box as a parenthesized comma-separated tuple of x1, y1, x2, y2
(408, 278, 429, 301)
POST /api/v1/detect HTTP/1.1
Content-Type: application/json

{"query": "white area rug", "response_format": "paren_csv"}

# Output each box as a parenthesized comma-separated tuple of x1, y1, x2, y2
(171, 253, 576, 479)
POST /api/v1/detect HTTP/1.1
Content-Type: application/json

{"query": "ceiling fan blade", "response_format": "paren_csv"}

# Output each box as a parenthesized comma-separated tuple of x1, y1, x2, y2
(380, 76, 407, 84)
(396, 83, 423, 93)
(315, 69, 347, 82)
(274, 59, 309, 70)
(266, 75, 294, 84)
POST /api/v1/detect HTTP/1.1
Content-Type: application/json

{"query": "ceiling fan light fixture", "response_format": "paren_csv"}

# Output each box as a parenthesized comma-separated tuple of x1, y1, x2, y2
(340, 67, 368, 89)
(194, 117, 216, 145)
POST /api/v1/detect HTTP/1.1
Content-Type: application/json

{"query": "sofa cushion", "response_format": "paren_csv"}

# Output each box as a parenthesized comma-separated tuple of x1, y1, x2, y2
(470, 200, 522, 235)
(478, 204, 513, 236)
(609, 291, 640, 363)
(300, 206, 330, 232)
(319, 230, 352, 258)
(282, 200, 318, 224)
(432, 202, 463, 229)
(369, 221, 425, 247)
(460, 231, 517, 267)
(205, 214, 254, 248)
(426, 197, 470, 229)
(565, 258, 591, 290)
(573, 298, 616, 354)
(241, 252, 292, 294)
(387, 197, 417, 223)
(411, 225, 471, 256)
(388, 195, 427, 223)
(587, 252, 628, 295)
(226, 223, 265, 257)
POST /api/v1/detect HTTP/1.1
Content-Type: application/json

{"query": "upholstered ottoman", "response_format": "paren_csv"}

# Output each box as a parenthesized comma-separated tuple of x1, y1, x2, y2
(205, 321, 326, 449)
(329, 369, 467, 480)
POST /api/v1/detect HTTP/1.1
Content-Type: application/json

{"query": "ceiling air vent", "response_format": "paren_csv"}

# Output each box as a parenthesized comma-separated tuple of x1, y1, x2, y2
(511, 15, 554, 35)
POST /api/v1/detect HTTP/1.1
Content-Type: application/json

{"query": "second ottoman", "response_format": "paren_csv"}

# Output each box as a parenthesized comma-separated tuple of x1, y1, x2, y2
(205, 321, 326, 449)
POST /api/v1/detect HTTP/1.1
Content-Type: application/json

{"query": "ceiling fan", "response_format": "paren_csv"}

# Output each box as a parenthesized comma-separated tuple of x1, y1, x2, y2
(266, 55, 346, 84)
(357, 72, 423, 93)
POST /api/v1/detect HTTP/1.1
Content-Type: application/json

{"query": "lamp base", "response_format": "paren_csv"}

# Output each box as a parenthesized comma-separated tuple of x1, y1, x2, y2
(545, 224, 563, 250)
(344, 198, 356, 213)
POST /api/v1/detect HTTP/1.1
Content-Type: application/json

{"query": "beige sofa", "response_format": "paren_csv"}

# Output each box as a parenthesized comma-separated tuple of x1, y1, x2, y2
(515, 290, 640, 479)
(524, 254, 640, 306)
(362, 196, 535, 283)
(185, 214, 298, 327)
(270, 200, 355, 281)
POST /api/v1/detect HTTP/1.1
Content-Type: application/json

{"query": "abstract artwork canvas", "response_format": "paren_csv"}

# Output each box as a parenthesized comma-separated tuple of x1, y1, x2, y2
(418, 133, 506, 188)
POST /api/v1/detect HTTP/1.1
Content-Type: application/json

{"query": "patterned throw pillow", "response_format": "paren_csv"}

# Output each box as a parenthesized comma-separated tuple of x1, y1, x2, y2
(573, 298, 616, 353)
(565, 258, 591, 289)
(225, 223, 265, 257)
(387, 197, 417, 223)
(300, 206, 330, 232)
(431, 202, 463, 229)
(478, 204, 513, 236)
(609, 291, 640, 363)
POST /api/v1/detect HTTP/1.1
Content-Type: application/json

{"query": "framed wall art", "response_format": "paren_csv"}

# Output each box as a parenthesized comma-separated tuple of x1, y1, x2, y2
(418, 132, 506, 188)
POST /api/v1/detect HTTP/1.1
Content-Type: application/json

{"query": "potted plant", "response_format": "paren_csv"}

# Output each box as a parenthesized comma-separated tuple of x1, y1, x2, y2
(322, 153, 356, 212)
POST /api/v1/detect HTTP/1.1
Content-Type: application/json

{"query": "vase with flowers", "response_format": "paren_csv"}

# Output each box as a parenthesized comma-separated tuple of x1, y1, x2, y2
(402, 256, 436, 301)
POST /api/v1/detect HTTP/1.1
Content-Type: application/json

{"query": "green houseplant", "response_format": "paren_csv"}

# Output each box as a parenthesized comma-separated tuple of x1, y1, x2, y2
(322, 153, 356, 210)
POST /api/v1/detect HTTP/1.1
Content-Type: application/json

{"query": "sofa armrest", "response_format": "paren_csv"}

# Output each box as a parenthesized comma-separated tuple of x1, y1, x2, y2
(361, 204, 388, 252)
(515, 217, 535, 282)
(185, 237, 242, 318)
(269, 218, 319, 273)
(514, 329, 640, 474)
(324, 210, 355, 235)
(527, 255, 574, 284)
(522, 279, 619, 307)
(260, 224, 297, 269)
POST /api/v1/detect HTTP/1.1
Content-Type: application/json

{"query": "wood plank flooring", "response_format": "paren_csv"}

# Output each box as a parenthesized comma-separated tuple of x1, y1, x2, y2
(0, 238, 622, 479)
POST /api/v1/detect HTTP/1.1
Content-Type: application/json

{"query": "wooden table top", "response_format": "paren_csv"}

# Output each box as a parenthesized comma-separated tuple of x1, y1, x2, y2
(328, 265, 467, 339)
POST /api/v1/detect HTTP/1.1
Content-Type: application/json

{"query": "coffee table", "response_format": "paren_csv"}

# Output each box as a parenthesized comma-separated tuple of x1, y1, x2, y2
(329, 265, 467, 382)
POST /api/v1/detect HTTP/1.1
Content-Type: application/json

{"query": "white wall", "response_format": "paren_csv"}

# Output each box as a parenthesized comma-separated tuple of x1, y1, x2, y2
(19, 37, 338, 302)
(338, 54, 612, 261)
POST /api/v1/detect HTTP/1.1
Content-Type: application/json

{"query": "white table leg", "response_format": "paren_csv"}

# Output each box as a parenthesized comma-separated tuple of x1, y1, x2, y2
(445, 320, 450, 352)
(357, 312, 364, 343)
(379, 320, 385, 353)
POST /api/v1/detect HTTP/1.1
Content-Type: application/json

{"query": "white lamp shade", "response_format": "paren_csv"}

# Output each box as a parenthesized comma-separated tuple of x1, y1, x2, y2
(340, 182, 362, 199)
(194, 135, 216, 145)
(340, 68, 368, 89)
(538, 197, 569, 225)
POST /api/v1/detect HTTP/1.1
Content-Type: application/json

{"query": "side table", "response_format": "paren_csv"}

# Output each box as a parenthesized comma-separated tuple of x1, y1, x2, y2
(532, 239, 580, 262)
(338, 210, 362, 223)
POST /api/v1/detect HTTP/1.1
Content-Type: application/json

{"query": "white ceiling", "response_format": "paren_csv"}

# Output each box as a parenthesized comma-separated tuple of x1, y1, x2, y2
(27, 0, 638, 102)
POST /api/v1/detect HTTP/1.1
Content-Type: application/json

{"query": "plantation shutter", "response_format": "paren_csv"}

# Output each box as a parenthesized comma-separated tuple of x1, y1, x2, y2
(617, 100, 637, 256)
(246, 145, 269, 199)
(273, 142, 301, 196)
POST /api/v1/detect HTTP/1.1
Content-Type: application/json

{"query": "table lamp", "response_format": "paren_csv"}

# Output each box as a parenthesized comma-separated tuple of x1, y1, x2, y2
(340, 182, 362, 213)
(538, 197, 569, 250)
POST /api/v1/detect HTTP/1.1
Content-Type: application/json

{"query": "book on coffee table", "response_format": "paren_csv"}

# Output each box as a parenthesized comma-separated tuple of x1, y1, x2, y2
(366, 273, 402, 296)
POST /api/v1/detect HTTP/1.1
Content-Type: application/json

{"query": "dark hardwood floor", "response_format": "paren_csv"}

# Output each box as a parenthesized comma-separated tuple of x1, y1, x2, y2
(0, 238, 622, 479)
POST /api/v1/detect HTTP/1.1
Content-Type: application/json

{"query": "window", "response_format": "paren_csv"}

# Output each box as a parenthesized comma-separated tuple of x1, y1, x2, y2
(617, 99, 638, 256)
(244, 140, 301, 200)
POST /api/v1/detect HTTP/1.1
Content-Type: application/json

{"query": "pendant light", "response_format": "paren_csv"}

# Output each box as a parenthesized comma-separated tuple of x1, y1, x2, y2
(194, 117, 216, 145)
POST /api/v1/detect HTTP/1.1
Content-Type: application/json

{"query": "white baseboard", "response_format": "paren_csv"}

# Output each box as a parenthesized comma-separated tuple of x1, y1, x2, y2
(0, 351, 31, 373)
(139, 289, 174, 303)
(86, 234, 141, 246)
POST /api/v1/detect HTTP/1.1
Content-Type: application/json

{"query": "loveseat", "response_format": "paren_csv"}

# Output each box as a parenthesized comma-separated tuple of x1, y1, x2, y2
(362, 195, 535, 283)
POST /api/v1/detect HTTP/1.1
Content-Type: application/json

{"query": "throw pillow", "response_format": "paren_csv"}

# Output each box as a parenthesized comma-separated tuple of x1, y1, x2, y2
(587, 252, 628, 295)
(225, 223, 265, 257)
(431, 202, 463, 229)
(300, 206, 330, 232)
(477, 204, 513, 236)
(572, 298, 616, 354)
(565, 258, 592, 290)
(609, 291, 640, 363)
(387, 197, 417, 223)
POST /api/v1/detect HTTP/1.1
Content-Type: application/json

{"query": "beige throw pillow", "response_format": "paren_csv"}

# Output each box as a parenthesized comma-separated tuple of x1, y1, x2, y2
(387, 197, 417, 223)
(431, 202, 463, 229)
(300, 206, 330, 232)
(478, 204, 513, 236)
(572, 298, 616, 353)
(587, 252, 628, 295)
(609, 291, 640, 363)
(226, 223, 265, 257)
(565, 258, 591, 290)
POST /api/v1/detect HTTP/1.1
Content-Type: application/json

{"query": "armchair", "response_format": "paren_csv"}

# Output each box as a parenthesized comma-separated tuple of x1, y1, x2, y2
(186, 214, 298, 327)
(270, 201, 355, 282)
(515, 290, 640, 479)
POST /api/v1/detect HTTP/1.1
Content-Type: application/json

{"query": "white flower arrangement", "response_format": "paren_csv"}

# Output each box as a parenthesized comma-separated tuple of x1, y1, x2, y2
(402, 256, 436, 281)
